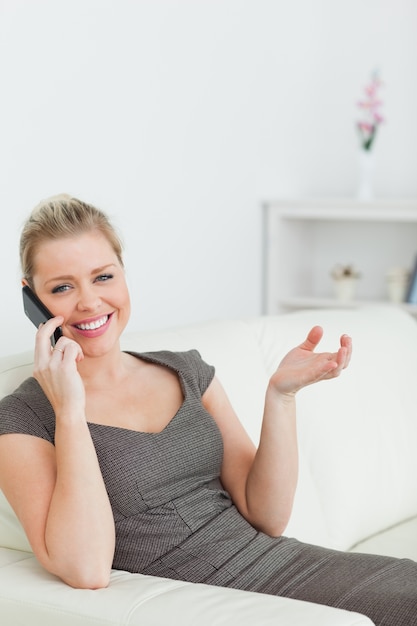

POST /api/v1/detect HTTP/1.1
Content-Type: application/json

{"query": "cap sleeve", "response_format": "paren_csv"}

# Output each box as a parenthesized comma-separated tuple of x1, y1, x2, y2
(0, 379, 54, 444)
(182, 349, 215, 395)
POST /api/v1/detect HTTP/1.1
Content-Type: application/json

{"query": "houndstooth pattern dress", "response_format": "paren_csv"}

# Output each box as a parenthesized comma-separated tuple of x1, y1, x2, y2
(1, 349, 416, 626)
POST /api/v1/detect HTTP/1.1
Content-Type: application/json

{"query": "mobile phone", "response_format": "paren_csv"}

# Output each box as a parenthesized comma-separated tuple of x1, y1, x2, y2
(22, 285, 63, 346)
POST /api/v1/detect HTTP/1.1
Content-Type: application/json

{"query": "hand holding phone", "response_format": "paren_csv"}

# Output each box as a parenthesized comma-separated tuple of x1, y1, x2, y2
(22, 286, 63, 347)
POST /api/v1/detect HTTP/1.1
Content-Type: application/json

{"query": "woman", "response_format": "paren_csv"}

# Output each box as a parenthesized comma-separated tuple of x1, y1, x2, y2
(0, 194, 416, 626)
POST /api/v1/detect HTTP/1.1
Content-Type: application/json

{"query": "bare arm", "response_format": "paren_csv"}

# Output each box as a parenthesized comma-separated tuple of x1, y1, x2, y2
(0, 318, 115, 589)
(203, 326, 352, 536)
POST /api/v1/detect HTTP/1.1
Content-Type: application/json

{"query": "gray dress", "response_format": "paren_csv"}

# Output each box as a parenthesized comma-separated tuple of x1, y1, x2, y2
(1, 349, 416, 626)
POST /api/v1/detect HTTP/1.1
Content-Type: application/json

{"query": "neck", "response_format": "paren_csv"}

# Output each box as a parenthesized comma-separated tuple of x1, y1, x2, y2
(76, 343, 128, 388)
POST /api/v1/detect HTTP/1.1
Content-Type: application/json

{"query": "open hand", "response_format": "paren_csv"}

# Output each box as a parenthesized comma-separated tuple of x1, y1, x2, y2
(269, 326, 352, 396)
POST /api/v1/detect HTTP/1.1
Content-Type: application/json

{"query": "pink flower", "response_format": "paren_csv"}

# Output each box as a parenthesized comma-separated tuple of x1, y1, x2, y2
(365, 85, 377, 97)
(356, 70, 385, 151)
(358, 122, 373, 133)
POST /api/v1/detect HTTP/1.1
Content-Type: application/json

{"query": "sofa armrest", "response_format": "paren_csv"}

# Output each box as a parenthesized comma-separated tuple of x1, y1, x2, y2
(0, 548, 374, 626)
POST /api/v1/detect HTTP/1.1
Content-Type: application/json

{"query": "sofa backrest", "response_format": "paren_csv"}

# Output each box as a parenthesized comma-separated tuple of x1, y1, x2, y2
(0, 353, 34, 551)
(1, 306, 417, 555)
(247, 306, 417, 551)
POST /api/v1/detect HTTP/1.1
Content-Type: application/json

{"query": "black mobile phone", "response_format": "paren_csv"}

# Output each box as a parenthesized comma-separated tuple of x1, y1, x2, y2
(22, 285, 63, 347)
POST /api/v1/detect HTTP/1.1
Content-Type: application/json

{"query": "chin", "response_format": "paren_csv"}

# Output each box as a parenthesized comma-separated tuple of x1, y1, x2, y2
(81, 334, 120, 358)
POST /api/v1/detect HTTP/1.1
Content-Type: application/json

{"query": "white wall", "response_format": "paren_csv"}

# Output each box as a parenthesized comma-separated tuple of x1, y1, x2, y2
(1, 0, 416, 356)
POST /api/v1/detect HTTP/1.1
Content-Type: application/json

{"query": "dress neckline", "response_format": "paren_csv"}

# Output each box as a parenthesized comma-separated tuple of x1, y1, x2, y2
(87, 350, 186, 435)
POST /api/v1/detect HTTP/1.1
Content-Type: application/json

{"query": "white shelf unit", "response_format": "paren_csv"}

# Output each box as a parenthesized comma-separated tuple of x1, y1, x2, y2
(262, 198, 417, 315)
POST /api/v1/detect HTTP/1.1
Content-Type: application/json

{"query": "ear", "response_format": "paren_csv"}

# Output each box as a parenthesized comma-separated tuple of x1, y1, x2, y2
(21, 278, 29, 287)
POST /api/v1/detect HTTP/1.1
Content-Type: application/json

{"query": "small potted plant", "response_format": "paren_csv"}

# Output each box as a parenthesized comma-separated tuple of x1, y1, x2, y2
(331, 264, 361, 302)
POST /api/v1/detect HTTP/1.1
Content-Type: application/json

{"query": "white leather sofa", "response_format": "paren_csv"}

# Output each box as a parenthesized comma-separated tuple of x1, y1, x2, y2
(1, 305, 416, 626)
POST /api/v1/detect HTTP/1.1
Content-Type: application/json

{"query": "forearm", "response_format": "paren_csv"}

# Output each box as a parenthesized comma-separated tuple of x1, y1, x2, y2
(245, 386, 298, 536)
(212, 328, 351, 537)
(43, 417, 115, 588)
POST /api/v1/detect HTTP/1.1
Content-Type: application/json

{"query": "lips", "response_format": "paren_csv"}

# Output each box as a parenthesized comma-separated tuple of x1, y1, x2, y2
(72, 313, 113, 337)
(75, 315, 109, 331)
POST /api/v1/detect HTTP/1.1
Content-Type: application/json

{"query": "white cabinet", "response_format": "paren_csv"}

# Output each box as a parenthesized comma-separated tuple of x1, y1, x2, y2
(262, 198, 417, 315)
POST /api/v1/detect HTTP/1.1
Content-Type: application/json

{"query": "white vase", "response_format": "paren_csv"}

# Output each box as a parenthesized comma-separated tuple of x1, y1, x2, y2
(333, 277, 358, 303)
(385, 267, 410, 303)
(357, 149, 375, 201)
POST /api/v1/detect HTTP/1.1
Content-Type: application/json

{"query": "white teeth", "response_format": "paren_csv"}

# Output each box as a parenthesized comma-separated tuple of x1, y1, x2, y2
(76, 315, 108, 331)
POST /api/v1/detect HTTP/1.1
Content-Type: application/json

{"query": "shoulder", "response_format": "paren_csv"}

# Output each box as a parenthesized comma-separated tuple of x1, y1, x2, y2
(0, 377, 55, 442)
(128, 349, 215, 394)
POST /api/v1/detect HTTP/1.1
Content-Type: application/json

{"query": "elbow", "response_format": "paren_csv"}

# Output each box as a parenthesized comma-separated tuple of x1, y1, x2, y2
(36, 536, 114, 589)
(263, 523, 287, 538)
(74, 578, 110, 590)
(247, 509, 291, 538)
(63, 568, 111, 590)
(44, 559, 112, 590)
(43, 546, 114, 590)
(255, 519, 288, 538)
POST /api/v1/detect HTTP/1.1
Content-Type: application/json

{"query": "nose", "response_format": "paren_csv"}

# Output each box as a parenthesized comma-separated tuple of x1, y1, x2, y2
(76, 285, 102, 312)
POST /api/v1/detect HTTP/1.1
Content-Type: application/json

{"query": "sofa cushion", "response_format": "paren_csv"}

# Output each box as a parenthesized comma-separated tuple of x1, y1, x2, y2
(0, 548, 374, 626)
(350, 515, 417, 561)
(0, 351, 33, 398)
(0, 491, 32, 552)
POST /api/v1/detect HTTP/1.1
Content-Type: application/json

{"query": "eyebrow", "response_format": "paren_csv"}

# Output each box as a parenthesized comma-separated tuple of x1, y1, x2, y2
(44, 264, 118, 286)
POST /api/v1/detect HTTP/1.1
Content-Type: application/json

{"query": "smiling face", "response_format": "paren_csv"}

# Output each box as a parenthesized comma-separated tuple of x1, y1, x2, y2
(30, 230, 131, 358)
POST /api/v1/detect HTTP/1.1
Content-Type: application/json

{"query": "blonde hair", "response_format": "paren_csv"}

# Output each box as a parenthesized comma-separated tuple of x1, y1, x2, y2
(20, 194, 124, 287)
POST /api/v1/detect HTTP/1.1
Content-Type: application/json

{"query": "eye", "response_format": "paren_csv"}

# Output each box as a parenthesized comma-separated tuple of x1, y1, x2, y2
(51, 284, 71, 294)
(95, 273, 114, 283)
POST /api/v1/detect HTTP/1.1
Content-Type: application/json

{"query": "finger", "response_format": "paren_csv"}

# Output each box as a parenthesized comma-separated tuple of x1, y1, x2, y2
(37, 316, 63, 339)
(35, 317, 64, 363)
(51, 345, 65, 358)
(321, 356, 339, 377)
(54, 339, 84, 364)
(49, 340, 68, 367)
(340, 334, 352, 368)
(333, 338, 351, 371)
(301, 326, 323, 351)
(325, 335, 352, 372)
(331, 343, 352, 376)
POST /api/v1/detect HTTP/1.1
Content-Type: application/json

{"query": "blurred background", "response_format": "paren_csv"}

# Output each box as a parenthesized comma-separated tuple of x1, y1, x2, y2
(1, 0, 416, 356)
